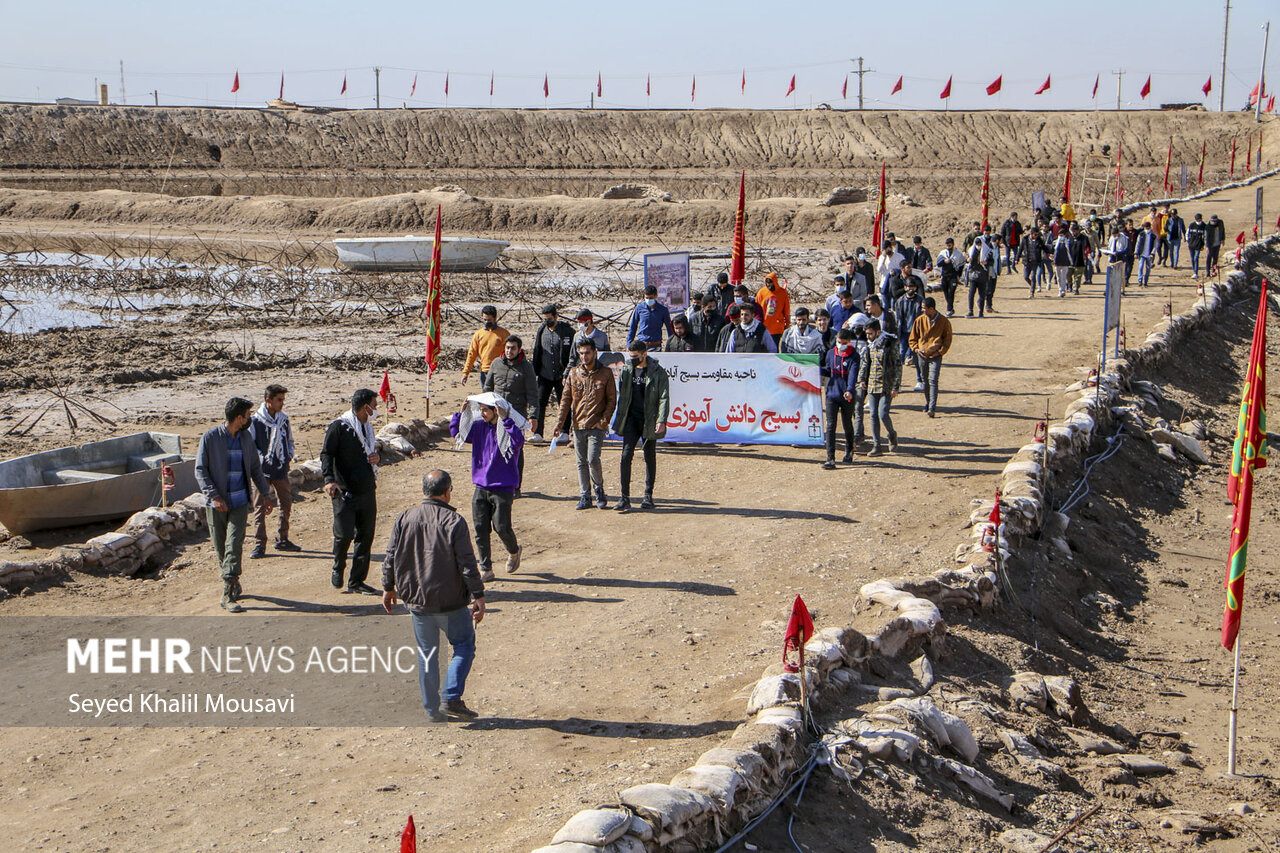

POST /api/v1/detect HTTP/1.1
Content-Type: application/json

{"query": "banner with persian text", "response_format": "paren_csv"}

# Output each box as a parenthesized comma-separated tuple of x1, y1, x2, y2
(631, 352, 822, 445)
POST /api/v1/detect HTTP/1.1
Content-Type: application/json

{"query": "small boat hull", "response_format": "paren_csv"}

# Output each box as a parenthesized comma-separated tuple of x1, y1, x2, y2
(0, 433, 197, 535)
(333, 236, 510, 272)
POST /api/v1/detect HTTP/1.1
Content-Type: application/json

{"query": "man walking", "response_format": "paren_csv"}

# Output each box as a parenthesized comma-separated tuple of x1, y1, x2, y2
(627, 284, 673, 350)
(612, 341, 670, 511)
(1165, 208, 1185, 270)
(1206, 214, 1225, 274)
(665, 314, 698, 352)
(196, 397, 274, 612)
(321, 388, 381, 595)
(1020, 226, 1045, 296)
(567, 309, 610, 373)
(451, 394, 525, 582)
(935, 238, 963, 316)
(822, 328, 860, 469)
(718, 301, 778, 352)
(908, 298, 953, 418)
(461, 305, 509, 386)
(382, 470, 485, 723)
(704, 271, 734, 315)
(555, 339, 617, 510)
(999, 212, 1023, 273)
(689, 299, 723, 352)
(858, 319, 901, 456)
(483, 335, 536, 489)
(1134, 221, 1158, 287)
(249, 383, 298, 559)
(531, 304, 575, 442)
(1187, 213, 1207, 279)
(893, 277, 925, 391)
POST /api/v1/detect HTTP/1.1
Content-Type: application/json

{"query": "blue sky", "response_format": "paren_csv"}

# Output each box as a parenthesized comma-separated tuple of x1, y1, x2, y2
(1, 1, 1273, 111)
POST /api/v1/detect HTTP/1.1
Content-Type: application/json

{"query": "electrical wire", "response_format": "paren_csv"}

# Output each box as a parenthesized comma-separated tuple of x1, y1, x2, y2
(709, 752, 819, 853)
(1055, 429, 1127, 515)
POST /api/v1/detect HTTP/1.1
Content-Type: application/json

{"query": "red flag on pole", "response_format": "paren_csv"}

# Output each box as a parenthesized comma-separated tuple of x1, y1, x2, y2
(989, 490, 1001, 529)
(340, 74, 347, 95)
(980, 154, 990, 230)
(543, 74, 548, 98)
(279, 73, 284, 100)
(423, 206, 443, 373)
(1236, 231, 1247, 246)
(691, 75, 696, 103)
(890, 76, 903, 95)
(986, 75, 1002, 96)
(379, 370, 391, 402)
(1246, 138, 1252, 173)
(444, 73, 449, 97)
(782, 594, 814, 673)
(741, 69, 746, 95)
(1230, 137, 1237, 178)
(1092, 74, 1099, 99)
(1163, 138, 1173, 193)
(1223, 281, 1269, 651)
(597, 72, 602, 98)
(841, 76, 847, 99)
(1258, 131, 1263, 169)
(940, 76, 952, 99)
(410, 73, 417, 97)
(729, 171, 746, 285)
(1203, 76, 1213, 97)
(1139, 75, 1151, 99)
(231, 71, 240, 94)
(1248, 81, 1262, 106)
(1063, 144, 1073, 201)
(785, 75, 796, 98)
(871, 213, 883, 261)
(489, 72, 493, 97)
(1198, 140, 1206, 186)
(401, 814, 417, 853)
(875, 162, 887, 256)
(1035, 75, 1051, 95)
(1268, 95, 1276, 113)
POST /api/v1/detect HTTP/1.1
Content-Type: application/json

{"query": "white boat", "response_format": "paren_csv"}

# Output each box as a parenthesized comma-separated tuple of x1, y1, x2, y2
(333, 236, 510, 272)
(0, 433, 197, 534)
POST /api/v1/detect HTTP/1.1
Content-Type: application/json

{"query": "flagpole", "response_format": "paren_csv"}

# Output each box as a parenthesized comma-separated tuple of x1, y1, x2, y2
(1228, 637, 1241, 775)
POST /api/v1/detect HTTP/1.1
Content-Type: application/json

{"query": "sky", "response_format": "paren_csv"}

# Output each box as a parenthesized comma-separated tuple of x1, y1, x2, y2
(0, 1, 1273, 112)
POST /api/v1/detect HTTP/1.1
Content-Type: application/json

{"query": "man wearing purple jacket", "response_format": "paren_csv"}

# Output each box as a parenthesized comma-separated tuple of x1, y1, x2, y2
(450, 393, 526, 582)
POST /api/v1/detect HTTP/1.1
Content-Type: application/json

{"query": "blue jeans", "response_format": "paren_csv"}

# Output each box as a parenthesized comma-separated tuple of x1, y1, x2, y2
(1169, 241, 1181, 268)
(1003, 247, 1017, 273)
(410, 607, 476, 712)
(1138, 255, 1154, 286)
(1190, 248, 1202, 276)
(868, 392, 895, 445)
(921, 356, 942, 414)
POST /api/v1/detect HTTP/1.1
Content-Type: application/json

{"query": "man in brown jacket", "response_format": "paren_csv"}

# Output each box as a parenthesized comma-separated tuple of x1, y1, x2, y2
(382, 470, 486, 723)
(555, 338, 618, 509)
(907, 297, 953, 418)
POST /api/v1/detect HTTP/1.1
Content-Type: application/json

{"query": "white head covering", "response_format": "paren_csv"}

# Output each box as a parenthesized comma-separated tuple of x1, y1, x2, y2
(454, 392, 528, 462)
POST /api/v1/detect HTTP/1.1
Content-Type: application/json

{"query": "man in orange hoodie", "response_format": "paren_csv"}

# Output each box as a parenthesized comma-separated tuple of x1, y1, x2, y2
(755, 272, 791, 348)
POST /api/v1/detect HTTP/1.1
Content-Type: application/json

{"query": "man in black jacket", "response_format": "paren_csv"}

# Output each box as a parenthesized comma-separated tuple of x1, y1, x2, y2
(904, 237, 933, 274)
(689, 299, 723, 352)
(704, 271, 735, 314)
(530, 304, 574, 441)
(382, 469, 485, 722)
(999, 212, 1023, 273)
(321, 388, 381, 595)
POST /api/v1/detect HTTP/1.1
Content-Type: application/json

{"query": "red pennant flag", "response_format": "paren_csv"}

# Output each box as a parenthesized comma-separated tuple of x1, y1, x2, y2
(1248, 81, 1262, 106)
(1203, 76, 1213, 97)
(1139, 75, 1151, 99)
(940, 76, 952, 99)
(646, 74, 650, 97)
(691, 75, 696, 103)
(1198, 140, 1206, 186)
(444, 73, 450, 97)
(785, 74, 796, 98)
(340, 74, 347, 95)
(1246, 138, 1252, 173)
(1236, 231, 1246, 246)
(1268, 94, 1276, 113)
(1255, 223, 1261, 240)
(379, 370, 392, 402)
(279, 73, 284, 100)
(890, 76, 903, 95)
(423, 206, 443, 372)
(401, 814, 417, 853)
(410, 73, 417, 97)
(741, 69, 746, 95)
(871, 212, 883, 261)
(543, 74, 548, 98)
(841, 76, 847, 99)
(1035, 75, 1051, 95)
(729, 170, 746, 285)
(597, 72, 602, 98)
(989, 491, 1001, 528)
(1223, 282, 1269, 651)
(231, 71, 240, 94)
(784, 595, 814, 647)
(1231, 137, 1237, 178)
(1092, 74, 1100, 99)
(986, 75, 1002, 96)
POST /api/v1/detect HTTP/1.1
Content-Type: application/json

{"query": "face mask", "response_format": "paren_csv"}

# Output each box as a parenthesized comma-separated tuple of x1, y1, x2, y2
(734, 297, 744, 304)
(644, 298, 656, 307)
(578, 322, 589, 332)
(367, 408, 379, 422)
(545, 318, 557, 327)
(858, 253, 867, 262)
(836, 343, 853, 356)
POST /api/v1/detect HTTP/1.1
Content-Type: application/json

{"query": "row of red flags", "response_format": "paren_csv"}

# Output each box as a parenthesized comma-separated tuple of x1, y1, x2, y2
(229, 69, 1271, 107)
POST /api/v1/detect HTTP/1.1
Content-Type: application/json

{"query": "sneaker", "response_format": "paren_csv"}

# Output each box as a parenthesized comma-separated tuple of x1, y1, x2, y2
(443, 699, 479, 719)
(425, 709, 448, 725)
(558, 432, 570, 443)
(275, 539, 301, 552)
(945, 311, 954, 317)
(841, 452, 854, 464)
(927, 410, 936, 418)
(640, 495, 654, 510)
(479, 569, 496, 582)
(965, 313, 974, 318)
(595, 492, 608, 510)
(888, 431, 898, 451)
(613, 497, 632, 512)
(505, 546, 522, 573)
(530, 433, 544, 443)
(867, 444, 882, 457)
(249, 544, 266, 559)
(821, 459, 836, 470)
(912, 382, 925, 392)
(345, 582, 380, 596)
(574, 495, 591, 510)
(1191, 273, 1198, 280)
(331, 569, 344, 590)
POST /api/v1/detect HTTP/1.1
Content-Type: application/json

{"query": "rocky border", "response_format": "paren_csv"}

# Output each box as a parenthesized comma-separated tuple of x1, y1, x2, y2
(527, 223, 1279, 851)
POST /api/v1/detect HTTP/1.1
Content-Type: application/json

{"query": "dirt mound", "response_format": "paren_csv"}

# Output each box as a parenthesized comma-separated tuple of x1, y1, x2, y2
(599, 183, 673, 201)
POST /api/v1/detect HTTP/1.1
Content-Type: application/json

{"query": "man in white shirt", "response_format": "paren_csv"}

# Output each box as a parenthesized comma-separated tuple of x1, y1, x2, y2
(780, 307, 825, 354)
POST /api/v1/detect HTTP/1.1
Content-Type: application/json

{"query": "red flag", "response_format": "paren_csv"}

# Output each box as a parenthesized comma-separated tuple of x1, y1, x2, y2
(939, 76, 952, 99)
(841, 76, 847, 99)
(410, 73, 417, 97)
(279, 73, 284, 100)
(401, 814, 417, 853)
(1246, 138, 1252, 173)
(1035, 75, 1051, 95)
(1063, 144, 1073, 201)
(1268, 95, 1276, 113)
(1198, 140, 1206, 186)
(1163, 138, 1173, 193)
(729, 170, 746, 285)
(980, 154, 990, 230)
(423, 206, 443, 372)
(890, 76, 903, 95)
(1255, 223, 1261, 240)
(871, 212, 883, 261)
(1248, 81, 1263, 106)
(691, 75, 696, 103)
(741, 69, 746, 95)
(543, 74, 548, 98)
(1236, 231, 1246, 246)
(785, 74, 796, 97)
(1139, 75, 1151, 99)
(986, 75, 1002, 96)
(1202, 76, 1213, 97)
(340, 74, 347, 95)
(1223, 282, 1269, 650)
(1092, 74, 1099, 99)
(379, 370, 392, 402)
(231, 71, 240, 94)
(597, 72, 602, 98)
(875, 162, 887, 256)
(444, 73, 449, 97)
(646, 74, 650, 97)
(1231, 137, 1237, 178)
(783, 594, 814, 656)
(989, 491, 1001, 528)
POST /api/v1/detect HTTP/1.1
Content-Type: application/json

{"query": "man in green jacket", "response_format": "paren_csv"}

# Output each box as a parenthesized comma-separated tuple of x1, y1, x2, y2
(611, 340, 671, 512)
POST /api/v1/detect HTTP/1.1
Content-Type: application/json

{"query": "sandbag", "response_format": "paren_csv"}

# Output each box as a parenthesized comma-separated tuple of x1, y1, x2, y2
(550, 808, 632, 846)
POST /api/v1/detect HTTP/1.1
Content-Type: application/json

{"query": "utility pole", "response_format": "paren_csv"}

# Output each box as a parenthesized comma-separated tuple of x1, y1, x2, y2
(850, 57, 873, 110)
(119, 60, 126, 106)
(1220, 0, 1231, 111)
(1257, 21, 1271, 122)
(152, 90, 158, 107)
(1112, 70, 1125, 110)
(374, 67, 381, 109)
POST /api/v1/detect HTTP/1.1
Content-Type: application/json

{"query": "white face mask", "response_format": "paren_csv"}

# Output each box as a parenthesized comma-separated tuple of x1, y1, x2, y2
(578, 322, 589, 332)
(644, 298, 656, 307)
(858, 253, 867, 262)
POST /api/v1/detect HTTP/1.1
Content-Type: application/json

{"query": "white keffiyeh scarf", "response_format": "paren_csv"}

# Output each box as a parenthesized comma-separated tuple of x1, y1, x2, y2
(454, 392, 528, 462)
(339, 408, 378, 471)
(253, 403, 293, 470)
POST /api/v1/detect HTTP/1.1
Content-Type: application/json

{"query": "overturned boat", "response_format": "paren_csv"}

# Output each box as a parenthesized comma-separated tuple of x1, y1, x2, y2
(333, 235, 510, 272)
(0, 432, 197, 534)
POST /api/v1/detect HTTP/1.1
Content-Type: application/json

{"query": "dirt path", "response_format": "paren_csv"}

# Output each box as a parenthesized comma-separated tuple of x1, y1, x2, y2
(0, 176, 1275, 852)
